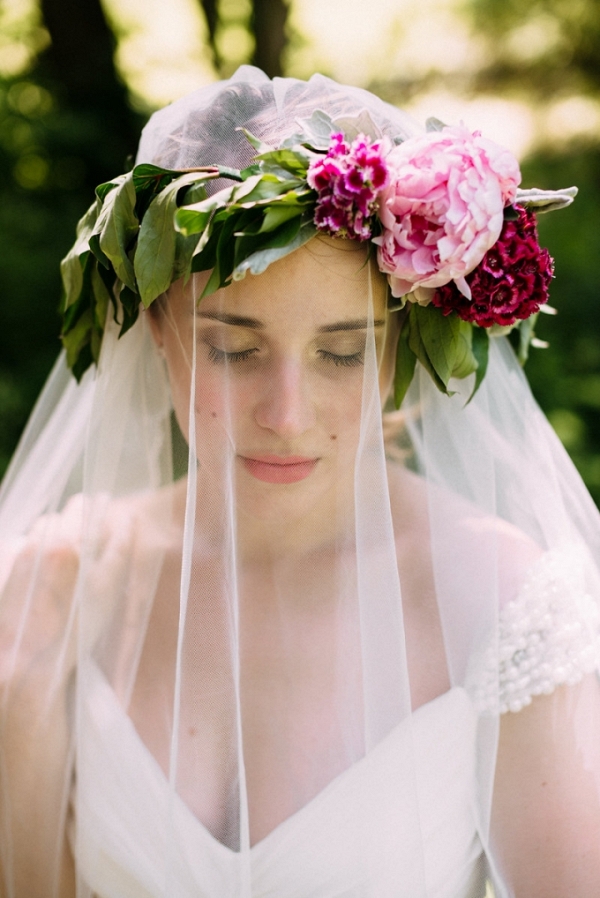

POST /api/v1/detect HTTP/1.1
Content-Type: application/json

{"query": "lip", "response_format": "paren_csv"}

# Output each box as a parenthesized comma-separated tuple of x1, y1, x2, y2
(239, 454, 319, 484)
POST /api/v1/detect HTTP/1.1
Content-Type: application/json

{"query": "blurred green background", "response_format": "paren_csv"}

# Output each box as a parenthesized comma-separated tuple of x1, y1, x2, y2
(1, 0, 599, 501)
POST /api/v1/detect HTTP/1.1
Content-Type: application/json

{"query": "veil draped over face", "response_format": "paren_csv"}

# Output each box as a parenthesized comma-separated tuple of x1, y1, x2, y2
(2, 66, 600, 898)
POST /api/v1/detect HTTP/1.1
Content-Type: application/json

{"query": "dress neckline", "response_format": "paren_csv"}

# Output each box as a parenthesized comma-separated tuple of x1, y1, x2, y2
(83, 662, 471, 856)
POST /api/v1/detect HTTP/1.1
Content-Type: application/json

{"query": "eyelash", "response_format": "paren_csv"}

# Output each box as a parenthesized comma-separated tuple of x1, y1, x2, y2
(206, 345, 364, 367)
(317, 350, 364, 368)
(207, 346, 258, 364)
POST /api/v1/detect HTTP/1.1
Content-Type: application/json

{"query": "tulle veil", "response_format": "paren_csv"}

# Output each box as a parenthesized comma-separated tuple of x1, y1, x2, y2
(1, 66, 600, 898)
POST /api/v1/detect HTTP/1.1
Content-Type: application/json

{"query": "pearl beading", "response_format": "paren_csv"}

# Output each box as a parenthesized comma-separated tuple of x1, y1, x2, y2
(468, 547, 600, 714)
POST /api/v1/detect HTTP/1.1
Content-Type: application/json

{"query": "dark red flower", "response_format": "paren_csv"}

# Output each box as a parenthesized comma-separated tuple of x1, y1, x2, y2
(431, 206, 554, 327)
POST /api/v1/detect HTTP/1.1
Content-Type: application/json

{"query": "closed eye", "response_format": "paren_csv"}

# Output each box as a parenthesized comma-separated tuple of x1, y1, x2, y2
(317, 349, 364, 367)
(207, 346, 259, 364)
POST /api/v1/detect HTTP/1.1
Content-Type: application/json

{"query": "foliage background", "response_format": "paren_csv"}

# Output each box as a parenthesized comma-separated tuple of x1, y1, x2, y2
(1, 0, 599, 502)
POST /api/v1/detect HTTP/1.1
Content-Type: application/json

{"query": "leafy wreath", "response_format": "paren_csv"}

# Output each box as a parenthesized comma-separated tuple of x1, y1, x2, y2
(60, 110, 576, 404)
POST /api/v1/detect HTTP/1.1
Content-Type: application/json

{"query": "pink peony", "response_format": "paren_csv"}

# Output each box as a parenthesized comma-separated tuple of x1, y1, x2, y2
(373, 125, 521, 299)
(307, 133, 390, 240)
(431, 206, 554, 327)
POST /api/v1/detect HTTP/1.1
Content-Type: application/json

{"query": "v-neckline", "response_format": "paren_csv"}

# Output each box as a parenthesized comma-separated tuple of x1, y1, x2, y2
(84, 662, 468, 856)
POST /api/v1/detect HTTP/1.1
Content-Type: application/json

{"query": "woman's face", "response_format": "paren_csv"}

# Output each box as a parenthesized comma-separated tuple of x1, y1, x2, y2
(150, 238, 397, 526)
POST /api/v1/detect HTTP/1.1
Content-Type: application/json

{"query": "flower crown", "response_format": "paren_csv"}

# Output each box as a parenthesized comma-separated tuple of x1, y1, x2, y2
(60, 110, 576, 402)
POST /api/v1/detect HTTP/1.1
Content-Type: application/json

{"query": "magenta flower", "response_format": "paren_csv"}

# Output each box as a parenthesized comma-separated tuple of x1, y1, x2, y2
(431, 206, 554, 327)
(373, 124, 521, 299)
(307, 133, 390, 240)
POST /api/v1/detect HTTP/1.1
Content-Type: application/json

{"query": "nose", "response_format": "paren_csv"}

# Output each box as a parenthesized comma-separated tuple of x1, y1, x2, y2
(253, 357, 316, 438)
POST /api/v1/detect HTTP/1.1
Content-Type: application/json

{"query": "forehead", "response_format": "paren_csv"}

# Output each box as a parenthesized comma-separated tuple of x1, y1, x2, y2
(167, 237, 389, 326)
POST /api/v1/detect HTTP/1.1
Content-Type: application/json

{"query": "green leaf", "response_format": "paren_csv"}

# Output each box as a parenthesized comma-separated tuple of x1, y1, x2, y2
(132, 166, 183, 222)
(62, 306, 93, 372)
(95, 259, 118, 318)
(191, 231, 218, 272)
(61, 257, 91, 328)
(175, 186, 236, 236)
(232, 209, 265, 239)
(176, 204, 217, 239)
(198, 210, 244, 298)
(71, 343, 94, 382)
(468, 325, 490, 403)
(90, 323, 103, 365)
(90, 264, 112, 331)
(334, 110, 380, 142)
(394, 321, 417, 408)
(239, 129, 274, 155)
(425, 117, 447, 132)
(232, 224, 317, 280)
(503, 204, 520, 221)
(95, 174, 138, 290)
(180, 182, 209, 206)
(173, 231, 201, 282)
(412, 306, 479, 387)
(515, 314, 539, 365)
(516, 186, 578, 214)
(257, 203, 304, 234)
(283, 110, 335, 150)
(239, 163, 260, 180)
(201, 263, 224, 298)
(60, 200, 101, 309)
(233, 173, 297, 205)
(88, 233, 110, 269)
(412, 306, 461, 387)
(406, 306, 447, 393)
(132, 163, 179, 192)
(95, 176, 124, 202)
(215, 209, 241, 278)
(119, 286, 140, 336)
(234, 215, 303, 267)
(135, 191, 177, 305)
(254, 148, 310, 175)
(450, 318, 478, 380)
(135, 171, 205, 307)
(216, 165, 244, 182)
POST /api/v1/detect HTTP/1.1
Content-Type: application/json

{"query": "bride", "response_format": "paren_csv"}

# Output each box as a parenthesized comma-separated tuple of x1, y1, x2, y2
(1, 66, 600, 898)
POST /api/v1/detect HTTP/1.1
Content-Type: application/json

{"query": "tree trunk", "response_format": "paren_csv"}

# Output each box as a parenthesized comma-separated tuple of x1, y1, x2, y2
(251, 0, 289, 78)
(38, 0, 142, 182)
(198, 0, 289, 79)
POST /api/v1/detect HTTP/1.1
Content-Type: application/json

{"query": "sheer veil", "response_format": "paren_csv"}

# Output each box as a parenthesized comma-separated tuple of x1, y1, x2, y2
(1, 65, 600, 898)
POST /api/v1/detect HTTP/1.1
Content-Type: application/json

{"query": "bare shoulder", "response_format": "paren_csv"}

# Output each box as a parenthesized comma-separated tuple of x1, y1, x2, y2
(386, 462, 542, 603)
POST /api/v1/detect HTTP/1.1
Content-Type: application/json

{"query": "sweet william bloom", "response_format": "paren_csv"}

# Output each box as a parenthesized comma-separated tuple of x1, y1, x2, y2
(307, 133, 390, 240)
(431, 206, 554, 327)
(373, 125, 521, 299)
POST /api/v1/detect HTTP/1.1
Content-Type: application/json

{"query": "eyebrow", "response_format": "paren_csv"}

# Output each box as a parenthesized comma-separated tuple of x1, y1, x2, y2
(199, 311, 265, 328)
(318, 318, 385, 333)
(198, 311, 385, 332)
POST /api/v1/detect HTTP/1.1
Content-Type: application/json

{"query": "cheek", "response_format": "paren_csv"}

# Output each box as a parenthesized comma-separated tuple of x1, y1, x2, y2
(321, 383, 365, 449)
(192, 372, 253, 447)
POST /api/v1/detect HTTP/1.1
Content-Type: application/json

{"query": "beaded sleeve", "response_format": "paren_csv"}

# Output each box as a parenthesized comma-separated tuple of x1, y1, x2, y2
(468, 547, 600, 714)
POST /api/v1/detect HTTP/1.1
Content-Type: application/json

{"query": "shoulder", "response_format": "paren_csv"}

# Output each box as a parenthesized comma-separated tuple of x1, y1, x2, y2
(386, 461, 541, 591)
(468, 544, 600, 714)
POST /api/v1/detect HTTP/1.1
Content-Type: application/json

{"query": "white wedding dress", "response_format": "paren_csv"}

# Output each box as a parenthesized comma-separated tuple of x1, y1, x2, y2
(76, 669, 484, 898)
(73, 548, 600, 898)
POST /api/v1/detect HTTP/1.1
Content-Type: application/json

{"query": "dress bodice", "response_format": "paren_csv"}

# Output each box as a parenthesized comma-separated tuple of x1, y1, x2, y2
(75, 666, 485, 898)
(72, 548, 600, 897)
